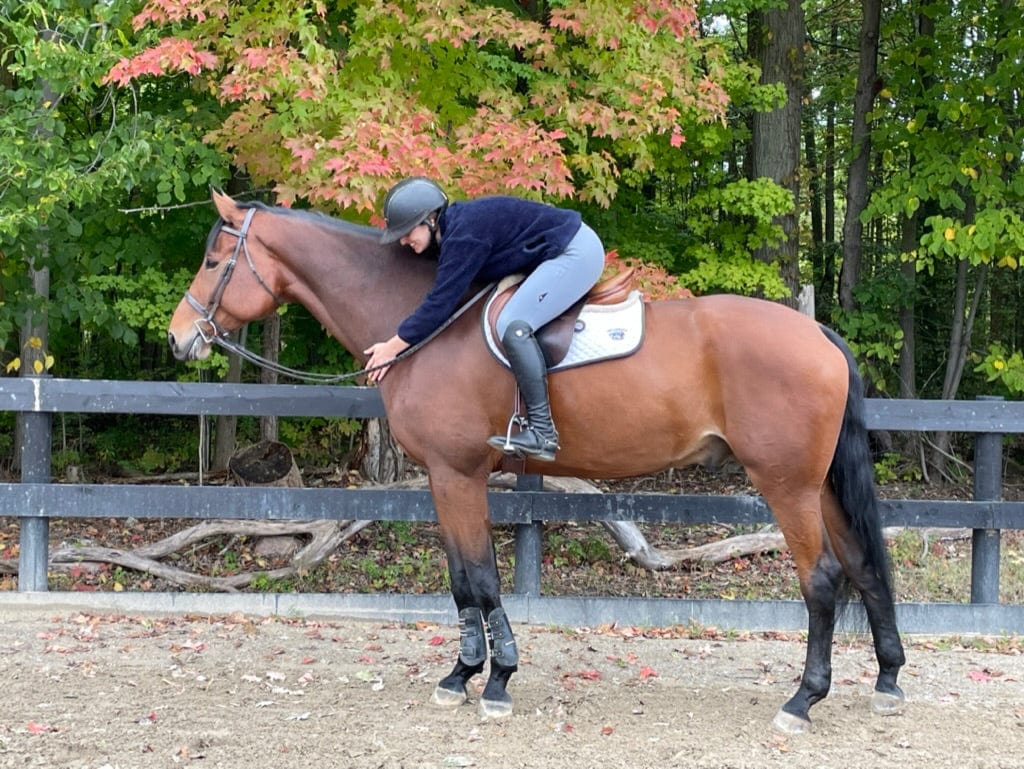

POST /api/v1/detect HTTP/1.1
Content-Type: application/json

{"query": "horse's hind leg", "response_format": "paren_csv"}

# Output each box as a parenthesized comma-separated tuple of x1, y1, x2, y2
(821, 489, 906, 714)
(775, 547, 845, 733)
(754, 485, 843, 734)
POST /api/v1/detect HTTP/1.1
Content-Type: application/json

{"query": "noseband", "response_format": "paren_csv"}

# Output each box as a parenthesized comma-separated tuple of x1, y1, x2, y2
(184, 207, 283, 344)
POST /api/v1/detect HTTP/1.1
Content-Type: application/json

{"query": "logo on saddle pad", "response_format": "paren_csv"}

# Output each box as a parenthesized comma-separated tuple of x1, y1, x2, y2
(483, 275, 645, 372)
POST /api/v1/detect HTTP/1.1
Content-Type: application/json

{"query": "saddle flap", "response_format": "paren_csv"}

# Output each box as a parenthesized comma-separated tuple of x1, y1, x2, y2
(484, 267, 643, 370)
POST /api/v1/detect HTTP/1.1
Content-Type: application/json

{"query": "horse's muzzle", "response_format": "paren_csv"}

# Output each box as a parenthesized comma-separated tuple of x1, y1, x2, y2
(167, 330, 210, 361)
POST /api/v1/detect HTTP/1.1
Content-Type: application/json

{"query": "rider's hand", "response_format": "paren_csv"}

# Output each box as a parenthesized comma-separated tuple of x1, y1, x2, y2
(364, 335, 410, 383)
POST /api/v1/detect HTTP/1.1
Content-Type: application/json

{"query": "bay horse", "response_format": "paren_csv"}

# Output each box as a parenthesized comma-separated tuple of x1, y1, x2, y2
(167, 190, 905, 733)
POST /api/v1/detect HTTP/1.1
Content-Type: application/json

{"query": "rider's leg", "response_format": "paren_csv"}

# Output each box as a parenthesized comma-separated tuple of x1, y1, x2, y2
(488, 224, 605, 460)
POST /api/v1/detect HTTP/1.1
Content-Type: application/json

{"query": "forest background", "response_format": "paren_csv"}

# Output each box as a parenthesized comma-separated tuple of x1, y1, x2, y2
(1, 0, 1023, 482)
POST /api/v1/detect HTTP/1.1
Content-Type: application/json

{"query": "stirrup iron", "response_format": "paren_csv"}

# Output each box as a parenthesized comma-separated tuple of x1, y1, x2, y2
(493, 411, 530, 457)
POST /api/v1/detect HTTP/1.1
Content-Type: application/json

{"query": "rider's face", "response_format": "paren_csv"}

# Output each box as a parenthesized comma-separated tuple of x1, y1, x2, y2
(400, 222, 433, 254)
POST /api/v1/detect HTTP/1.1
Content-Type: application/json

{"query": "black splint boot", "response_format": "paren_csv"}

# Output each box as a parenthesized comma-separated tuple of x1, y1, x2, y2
(487, 320, 559, 462)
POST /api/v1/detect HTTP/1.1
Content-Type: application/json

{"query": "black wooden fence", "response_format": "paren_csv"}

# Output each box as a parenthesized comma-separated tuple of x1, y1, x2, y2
(2, 377, 1023, 634)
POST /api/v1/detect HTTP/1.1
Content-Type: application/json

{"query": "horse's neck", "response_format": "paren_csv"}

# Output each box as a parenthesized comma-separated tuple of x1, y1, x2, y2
(271, 222, 434, 360)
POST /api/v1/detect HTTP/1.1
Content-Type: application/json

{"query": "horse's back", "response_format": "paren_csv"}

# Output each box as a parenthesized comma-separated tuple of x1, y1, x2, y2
(526, 294, 850, 479)
(646, 293, 847, 396)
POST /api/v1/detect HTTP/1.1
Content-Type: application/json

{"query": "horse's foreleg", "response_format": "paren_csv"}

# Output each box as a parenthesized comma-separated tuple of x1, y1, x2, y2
(478, 605, 518, 717)
(432, 591, 487, 707)
(429, 470, 519, 719)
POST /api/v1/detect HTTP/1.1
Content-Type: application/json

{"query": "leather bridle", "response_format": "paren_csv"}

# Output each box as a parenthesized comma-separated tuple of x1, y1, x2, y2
(183, 207, 283, 344)
(180, 206, 495, 383)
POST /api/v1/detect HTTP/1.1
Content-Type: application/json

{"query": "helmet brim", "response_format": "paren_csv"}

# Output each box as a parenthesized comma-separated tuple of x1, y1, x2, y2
(379, 227, 408, 244)
(379, 210, 429, 244)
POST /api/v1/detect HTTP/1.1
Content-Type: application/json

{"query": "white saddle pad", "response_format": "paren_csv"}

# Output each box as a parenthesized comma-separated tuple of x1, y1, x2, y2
(483, 286, 645, 372)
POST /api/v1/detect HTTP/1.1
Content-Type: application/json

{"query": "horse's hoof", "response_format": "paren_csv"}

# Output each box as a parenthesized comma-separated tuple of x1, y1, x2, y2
(772, 709, 810, 735)
(479, 695, 514, 720)
(431, 684, 468, 708)
(871, 689, 906, 715)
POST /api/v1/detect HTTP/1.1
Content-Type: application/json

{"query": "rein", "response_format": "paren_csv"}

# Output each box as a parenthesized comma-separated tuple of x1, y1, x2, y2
(185, 209, 495, 384)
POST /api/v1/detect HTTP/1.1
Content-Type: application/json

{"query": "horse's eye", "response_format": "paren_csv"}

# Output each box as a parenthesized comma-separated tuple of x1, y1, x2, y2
(204, 257, 220, 269)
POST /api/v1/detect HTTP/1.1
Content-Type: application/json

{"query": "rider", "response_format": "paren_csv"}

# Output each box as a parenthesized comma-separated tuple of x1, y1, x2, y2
(364, 177, 606, 462)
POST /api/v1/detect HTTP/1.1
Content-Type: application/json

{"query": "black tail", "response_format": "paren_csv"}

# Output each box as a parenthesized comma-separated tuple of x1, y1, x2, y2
(819, 326, 894, 600)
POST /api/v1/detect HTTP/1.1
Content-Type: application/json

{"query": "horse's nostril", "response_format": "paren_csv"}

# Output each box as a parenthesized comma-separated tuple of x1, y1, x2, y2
(167, 331, 175, 348)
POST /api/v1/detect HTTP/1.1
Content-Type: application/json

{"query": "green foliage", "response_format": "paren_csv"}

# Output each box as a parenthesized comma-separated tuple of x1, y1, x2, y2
(0, 0, 230, 371)
(860, 0, 1024, 395)
(89, 415, 198, 474)
(831, 272, 906, 395)
(678, 179, 793, 298)
(975, 344, 1024, 399)
(278, 417, 362, 468)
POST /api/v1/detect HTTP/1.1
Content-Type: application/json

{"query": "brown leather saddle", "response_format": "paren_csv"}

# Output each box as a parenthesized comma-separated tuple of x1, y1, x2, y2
(486, 266, 637, 367)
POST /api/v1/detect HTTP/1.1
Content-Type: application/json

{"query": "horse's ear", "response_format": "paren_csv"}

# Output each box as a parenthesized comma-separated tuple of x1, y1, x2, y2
(211, 188, 244, 227)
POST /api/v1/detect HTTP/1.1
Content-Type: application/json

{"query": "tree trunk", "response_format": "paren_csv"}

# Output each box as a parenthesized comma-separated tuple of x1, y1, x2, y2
(211, 330, 243, 472)
(824, 24, 837, 246)
(360, 419, 406, 484)
(898, 212, 918, 400)
(229, 440, 304, 558)
(260, 313, 281, 442)
(14, 26, 56, 473)
(749, 0, 805, 304)
(229, 440, 303, 488)
(929, 258, 988, 476)
(839, 0, 881, 312)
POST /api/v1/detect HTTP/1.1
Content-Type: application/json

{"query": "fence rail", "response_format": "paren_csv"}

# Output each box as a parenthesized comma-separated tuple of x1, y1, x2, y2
(2, 377, 1022, 634)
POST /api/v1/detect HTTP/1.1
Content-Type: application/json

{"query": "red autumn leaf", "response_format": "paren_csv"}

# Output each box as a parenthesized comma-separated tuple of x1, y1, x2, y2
(301, 657, 316, 665)
(27, 722, 56, 734)
(639, 666, 658, 680)
(427, 635, 446, 646)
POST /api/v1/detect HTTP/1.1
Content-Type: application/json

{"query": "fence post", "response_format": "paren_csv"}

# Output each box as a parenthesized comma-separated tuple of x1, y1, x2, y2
(18, 401, 52, 592)
(970, 395, 1003, 604)
(513, 474, 543, 596)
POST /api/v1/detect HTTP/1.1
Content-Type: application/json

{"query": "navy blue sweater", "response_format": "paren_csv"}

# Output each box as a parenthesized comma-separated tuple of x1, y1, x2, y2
(397, 197, 582, 345)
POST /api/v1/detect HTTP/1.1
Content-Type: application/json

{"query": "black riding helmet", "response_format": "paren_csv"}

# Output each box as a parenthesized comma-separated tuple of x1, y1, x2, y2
(380, 177, 448, 244)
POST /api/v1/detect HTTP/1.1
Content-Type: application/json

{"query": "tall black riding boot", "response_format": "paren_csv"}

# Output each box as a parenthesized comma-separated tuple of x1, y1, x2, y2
(487, 320, 559, 462)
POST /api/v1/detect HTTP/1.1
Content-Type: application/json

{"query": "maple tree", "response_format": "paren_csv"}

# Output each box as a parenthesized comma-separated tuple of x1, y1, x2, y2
(105, 0, 729, 217)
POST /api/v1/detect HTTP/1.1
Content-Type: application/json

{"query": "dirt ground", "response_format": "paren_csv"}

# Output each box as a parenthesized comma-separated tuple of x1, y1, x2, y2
(0, 609, 1021, 769)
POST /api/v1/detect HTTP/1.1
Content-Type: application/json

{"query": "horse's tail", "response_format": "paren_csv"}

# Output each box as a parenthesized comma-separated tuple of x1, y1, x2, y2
(820, 325, 894, 600)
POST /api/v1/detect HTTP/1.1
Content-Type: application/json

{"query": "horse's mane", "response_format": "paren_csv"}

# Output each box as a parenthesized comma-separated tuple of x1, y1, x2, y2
(206, 198, 382, 252)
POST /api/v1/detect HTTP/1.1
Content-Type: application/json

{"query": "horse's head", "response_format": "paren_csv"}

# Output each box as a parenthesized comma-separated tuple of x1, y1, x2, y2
(167, 190, 284, 361)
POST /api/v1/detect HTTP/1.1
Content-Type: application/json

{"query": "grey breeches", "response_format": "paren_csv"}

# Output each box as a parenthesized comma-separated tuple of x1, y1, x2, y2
(495, 223, 606, 339)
